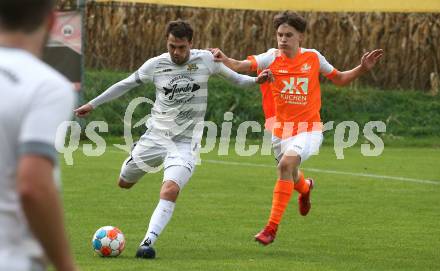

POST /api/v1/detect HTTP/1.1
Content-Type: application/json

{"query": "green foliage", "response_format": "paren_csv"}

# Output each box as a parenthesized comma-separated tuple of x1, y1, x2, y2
(82, 70, 440, 138)
(321, 84, 440, 138)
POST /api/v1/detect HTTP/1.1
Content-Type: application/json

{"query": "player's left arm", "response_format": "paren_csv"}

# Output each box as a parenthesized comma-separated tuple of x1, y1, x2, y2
(216, 63, 273, 86)
(330, 49, 384, 86)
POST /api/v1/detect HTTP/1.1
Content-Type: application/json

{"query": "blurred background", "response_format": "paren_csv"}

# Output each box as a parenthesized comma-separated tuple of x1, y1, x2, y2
(50, 0, 440, 141)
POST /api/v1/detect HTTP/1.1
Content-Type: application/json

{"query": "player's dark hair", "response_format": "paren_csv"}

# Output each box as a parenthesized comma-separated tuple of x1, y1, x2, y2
(166, 20, 193, 42)
(0, 0, 54, 33)
(273, 11, 307, 33)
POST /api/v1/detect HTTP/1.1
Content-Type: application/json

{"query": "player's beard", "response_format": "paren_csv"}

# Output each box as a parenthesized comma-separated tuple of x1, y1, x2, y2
(172, 56, 183, 65)
(172, 53, 190, 65)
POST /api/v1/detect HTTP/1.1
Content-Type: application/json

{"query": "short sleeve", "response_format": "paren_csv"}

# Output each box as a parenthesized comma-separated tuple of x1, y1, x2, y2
(199, 50, 219, 75)
(18, 80, 75, 163)
(315, 50, 338, 79)
(250, 48, 277, 71)
(136, 57, 158, 83)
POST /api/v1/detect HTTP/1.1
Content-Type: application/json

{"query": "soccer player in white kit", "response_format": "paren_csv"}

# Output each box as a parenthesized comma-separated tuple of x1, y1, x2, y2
(75, 20, 272, 259)
(0, 0, 77, 270)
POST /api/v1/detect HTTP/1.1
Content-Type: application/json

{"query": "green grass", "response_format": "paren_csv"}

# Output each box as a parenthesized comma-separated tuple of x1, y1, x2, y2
(61, 143, 440, 271)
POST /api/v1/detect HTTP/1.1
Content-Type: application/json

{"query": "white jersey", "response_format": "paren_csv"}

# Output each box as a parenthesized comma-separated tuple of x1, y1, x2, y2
(0, 47, 75, 270)
(89, 49, 257, 142)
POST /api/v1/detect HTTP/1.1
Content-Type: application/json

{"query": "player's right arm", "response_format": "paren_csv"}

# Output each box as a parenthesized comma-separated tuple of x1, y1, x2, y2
(204, 50, 273, 86)
(75, 58, 157, 118)
(209, 48, 276, 75)
(209, 48, 252, 73)
(17, 81, 77, 271)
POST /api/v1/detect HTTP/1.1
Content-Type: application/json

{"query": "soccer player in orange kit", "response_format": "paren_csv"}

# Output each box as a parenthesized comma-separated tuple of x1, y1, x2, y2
(210, 11, 383, 245)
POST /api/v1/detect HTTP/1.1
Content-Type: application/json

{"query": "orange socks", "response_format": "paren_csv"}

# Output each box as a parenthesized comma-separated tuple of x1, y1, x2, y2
(268, 179, 294, 229)
(294, 170, 309, 195)
(266, 172, 310, 230)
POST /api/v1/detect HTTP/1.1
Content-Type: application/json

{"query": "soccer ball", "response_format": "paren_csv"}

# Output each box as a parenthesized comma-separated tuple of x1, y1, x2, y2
(92, 226, 125, 257)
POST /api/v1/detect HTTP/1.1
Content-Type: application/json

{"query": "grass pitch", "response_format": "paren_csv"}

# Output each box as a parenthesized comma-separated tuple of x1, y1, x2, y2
(62, 144, 440, 271)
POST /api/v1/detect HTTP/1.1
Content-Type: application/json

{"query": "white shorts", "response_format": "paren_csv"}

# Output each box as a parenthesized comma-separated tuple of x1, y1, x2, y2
(272, 131, 323, 163)
(120, 130, 197, 189)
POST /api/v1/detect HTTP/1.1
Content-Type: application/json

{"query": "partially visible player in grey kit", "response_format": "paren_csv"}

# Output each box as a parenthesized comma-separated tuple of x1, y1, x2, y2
(0, 0, 77, 270)
(75, 20, 273, 259)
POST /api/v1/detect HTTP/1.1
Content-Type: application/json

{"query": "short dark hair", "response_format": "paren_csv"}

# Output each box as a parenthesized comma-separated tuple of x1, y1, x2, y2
(273, 11, 307, 33)
(0, 0, 54, 33)
(166, 20, 193, 41)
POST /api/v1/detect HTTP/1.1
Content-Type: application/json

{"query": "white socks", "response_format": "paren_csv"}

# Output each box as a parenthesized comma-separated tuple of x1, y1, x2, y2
(140, 199, 175, 247)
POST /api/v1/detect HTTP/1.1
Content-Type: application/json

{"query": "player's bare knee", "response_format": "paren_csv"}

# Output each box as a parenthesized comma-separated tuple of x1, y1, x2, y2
(160, 186, 179, 199)
(160, 181, 180, 201)
(277, 159, 295, 175)
(278, 154, 301, 177)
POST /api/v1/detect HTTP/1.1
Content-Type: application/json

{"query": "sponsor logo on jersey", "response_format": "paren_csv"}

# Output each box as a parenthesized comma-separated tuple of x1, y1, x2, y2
(278, 69, 289, 74)
(280, 77, 309, 95)
(175, 108, 195, 125)
(187, 63, 198, 72)
(160, 68, 173, 73)
(175, 94, 195, 104)
(163, 75, 200, 100)
(301, 63, 311, 72)
(279, 77, 309, 105)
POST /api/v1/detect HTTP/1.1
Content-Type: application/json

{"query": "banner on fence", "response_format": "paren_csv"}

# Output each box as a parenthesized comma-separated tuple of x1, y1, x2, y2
(43, 11, 82, 90)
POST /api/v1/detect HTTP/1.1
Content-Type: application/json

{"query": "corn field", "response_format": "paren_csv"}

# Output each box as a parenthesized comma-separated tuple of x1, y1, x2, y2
(57, 0, 440, 91)
(56, 0, 78, 10)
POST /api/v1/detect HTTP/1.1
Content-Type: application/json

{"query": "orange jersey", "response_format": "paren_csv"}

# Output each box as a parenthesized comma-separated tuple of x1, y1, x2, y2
(251, 67, 276, 131)
(248, 48, 338, 138)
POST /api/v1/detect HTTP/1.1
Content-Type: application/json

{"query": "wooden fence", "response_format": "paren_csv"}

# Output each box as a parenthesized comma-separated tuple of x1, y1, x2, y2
(57, 0, 440, 91)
